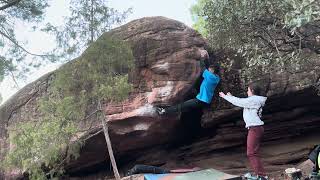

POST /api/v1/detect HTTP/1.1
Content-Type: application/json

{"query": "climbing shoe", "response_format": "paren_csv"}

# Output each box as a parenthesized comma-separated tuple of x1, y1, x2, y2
(242, 172, 258, 180)
(258, 176, 269, 180)
(156, 107, 166, 115)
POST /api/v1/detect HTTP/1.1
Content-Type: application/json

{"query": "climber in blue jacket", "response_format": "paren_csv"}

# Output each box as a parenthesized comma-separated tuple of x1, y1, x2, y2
(156, 50, 221, 115)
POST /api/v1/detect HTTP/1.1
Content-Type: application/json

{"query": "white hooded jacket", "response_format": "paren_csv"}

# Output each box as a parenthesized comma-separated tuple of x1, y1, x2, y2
(223, 95, 267, 128)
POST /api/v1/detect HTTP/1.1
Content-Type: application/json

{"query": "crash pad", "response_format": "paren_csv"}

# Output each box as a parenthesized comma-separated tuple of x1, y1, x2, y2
(144, 169, 241, 180)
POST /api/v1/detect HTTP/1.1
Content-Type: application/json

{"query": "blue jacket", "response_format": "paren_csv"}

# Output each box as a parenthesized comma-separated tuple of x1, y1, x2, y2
(196, 70, 220, 104)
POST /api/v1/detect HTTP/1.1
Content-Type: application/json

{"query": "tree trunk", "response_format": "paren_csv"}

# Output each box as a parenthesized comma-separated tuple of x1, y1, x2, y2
(98, 101, 121, 180)
(90, 0, 94, 43)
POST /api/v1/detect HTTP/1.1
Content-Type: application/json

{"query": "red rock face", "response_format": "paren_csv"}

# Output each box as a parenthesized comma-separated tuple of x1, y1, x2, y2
(0, 17, 208, 177)
(100, 17, 207, 152)
(65, 17, 208, 173)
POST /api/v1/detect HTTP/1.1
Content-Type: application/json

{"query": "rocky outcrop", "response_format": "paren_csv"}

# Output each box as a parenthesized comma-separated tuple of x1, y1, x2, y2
(65, 17, 209, 174)
(0, 16, 320, 180)
(0, 16, 207, 179)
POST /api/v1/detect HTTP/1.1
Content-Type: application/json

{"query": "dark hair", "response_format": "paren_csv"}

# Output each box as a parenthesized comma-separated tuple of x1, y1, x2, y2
(209, 64, 220, 74)
(248, 83, 262, 96)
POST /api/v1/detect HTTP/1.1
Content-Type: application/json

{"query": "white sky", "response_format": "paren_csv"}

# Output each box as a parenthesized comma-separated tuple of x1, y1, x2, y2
(0, 0, 197, 104)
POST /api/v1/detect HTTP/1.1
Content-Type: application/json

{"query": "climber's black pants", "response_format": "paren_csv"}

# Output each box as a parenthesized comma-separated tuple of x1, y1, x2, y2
(164, 98, 209, 114)
(127, 164, 170, 175)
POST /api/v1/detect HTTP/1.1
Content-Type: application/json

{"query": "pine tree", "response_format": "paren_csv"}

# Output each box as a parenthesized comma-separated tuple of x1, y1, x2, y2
(43, 0, 132, 59)
(0, 0, 50, 84)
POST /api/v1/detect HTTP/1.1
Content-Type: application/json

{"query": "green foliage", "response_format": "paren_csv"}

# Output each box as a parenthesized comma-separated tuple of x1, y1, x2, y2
(2, 35, 134, 179)
(0, 0, 131, 85)
(1, 94, 83, 179)
(43, 0, 132, 59)
(99, 75, 132, 102)
(191, 0, 320, 81)
(193, 0, 319, 48)
(190, 0, 208, 36)
(54, 34, 134, 102)
(2, 0, 49, 22)
(0, 0, 51, 82)
(2, 119, 78, 180)
(284, 0, 320, 28)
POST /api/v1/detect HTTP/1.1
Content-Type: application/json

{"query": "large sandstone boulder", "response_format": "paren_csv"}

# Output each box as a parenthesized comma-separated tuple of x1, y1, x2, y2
(64, 16, 209, 174)
(0, 16, 207, 179)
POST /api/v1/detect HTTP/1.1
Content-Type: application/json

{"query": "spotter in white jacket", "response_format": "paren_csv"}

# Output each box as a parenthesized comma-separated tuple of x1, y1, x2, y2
(222, 95, 267, 128)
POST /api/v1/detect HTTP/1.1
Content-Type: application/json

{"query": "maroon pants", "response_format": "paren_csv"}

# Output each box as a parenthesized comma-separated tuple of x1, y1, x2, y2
(247, 126, 265, 176)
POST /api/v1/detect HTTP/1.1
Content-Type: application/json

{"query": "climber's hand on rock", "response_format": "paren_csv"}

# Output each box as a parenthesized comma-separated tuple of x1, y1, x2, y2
(200, 50, 209, 60)
(219, 92, 226, 98)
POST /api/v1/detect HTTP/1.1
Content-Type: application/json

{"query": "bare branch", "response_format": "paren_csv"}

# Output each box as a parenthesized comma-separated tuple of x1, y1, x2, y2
(0, 30, 52, 57)
(0, 0, 22, 11)
(8, 68, 19, 88)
